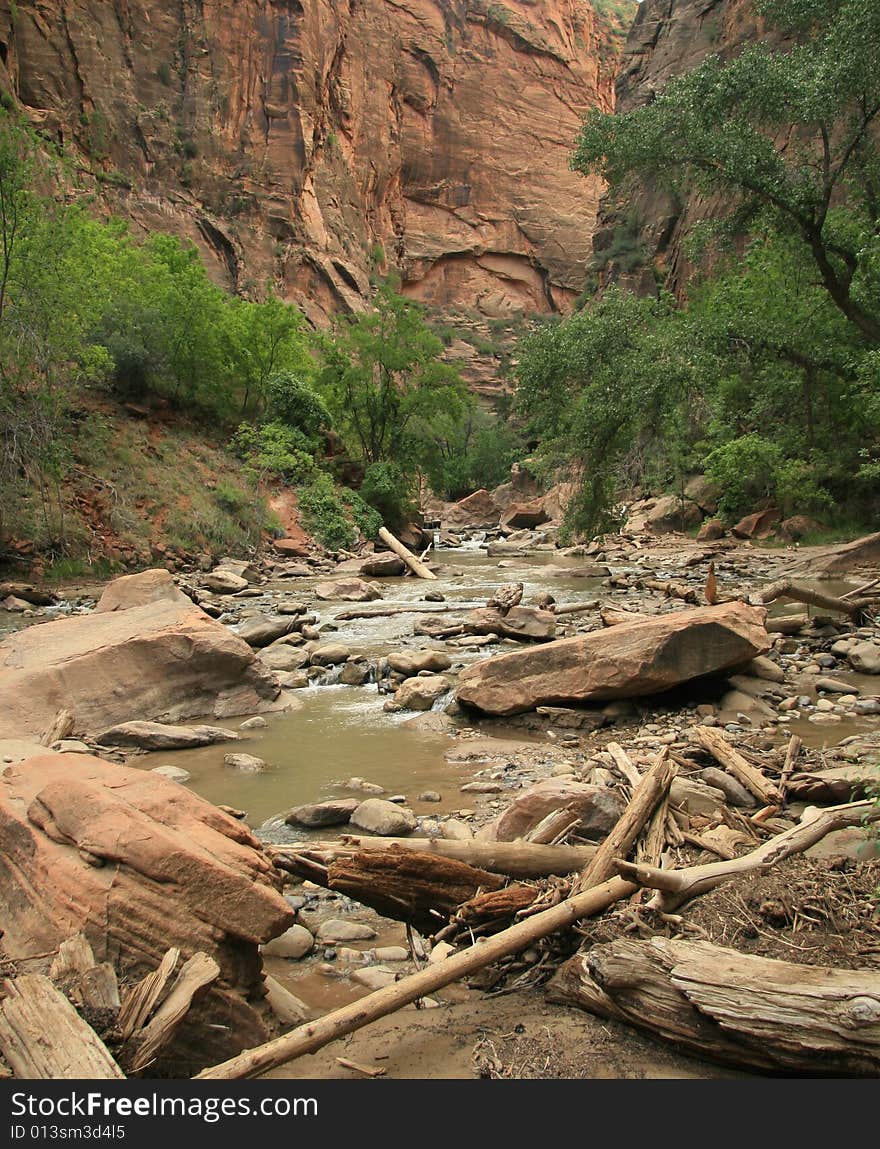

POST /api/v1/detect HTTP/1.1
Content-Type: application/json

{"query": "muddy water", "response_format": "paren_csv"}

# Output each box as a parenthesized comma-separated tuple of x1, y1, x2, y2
(134, 685, 479, 830)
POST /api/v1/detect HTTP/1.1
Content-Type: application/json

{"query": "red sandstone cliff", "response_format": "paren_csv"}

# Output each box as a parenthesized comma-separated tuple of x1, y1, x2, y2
(0, 1, 630, 323)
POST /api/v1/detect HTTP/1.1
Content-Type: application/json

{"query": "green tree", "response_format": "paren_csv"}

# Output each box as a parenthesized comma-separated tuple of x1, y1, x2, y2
(573, 0, 880, 343)
(222, 293, 313, 414)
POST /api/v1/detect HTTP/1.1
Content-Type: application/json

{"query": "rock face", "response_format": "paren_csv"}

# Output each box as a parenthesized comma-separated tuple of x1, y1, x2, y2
(0, 753, 293, 1073)
(0, 571, 281, 739)
(593, 0, 770, 296)
(456, 601, 770, 715)
(0, 1, 626, 326)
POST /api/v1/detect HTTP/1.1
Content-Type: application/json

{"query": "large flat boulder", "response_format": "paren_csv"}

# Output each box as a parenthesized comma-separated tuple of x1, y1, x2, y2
(0, 753, 293, 1073)
(96, 721, 240, 750)
(94, 568, 190, 613)
(455, 602, 770, 716)
(0, 578, 281, 739)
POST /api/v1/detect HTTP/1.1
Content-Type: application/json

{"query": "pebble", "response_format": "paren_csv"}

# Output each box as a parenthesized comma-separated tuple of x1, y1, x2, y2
(373, 946, 409, 962)
(239, 715, 268, 730)
(351, 967, 397, 990)
(419, 790, 442, 802)
(316, 919, 378, 942)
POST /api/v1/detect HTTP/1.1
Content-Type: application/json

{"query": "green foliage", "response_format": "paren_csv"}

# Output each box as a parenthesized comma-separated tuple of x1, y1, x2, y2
(265, 370, 329, 444)
(232, 421, 316, 485)
(421, 402, 526, 501)
(296, 473, 357, 551)
(359, 461, 413, 532)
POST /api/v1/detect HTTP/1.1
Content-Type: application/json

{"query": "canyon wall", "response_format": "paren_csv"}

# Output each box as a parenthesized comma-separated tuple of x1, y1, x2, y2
(0, 1, 631, 324)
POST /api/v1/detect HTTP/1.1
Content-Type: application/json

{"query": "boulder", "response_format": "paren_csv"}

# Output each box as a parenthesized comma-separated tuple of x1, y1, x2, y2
(392, 675, 451, 711)
(360, 554, 406, 577)
(483, 779, 625, 842)
(0, 753, 293, 1072)
(455, 602, 770, 716)
(350, 798, 417, 835)
(202, 570, 249, 594)
(684, 475, 722, 513)
(316, 919, 378, 942)
(445, 488, 499, 529)
(731, 509, 781, 539)
(0, 587, 281, 740)
(339, 660, 371, 685)
(387, 650, 452, 675)
(465, 605, 556, 642)
(502, 499, 550, 530)
(315, 578, 383, 602)
(151, 764, 192, 783)
(261, 924, 315, 959)
(273, 538, 309, 557)
(94, 568, 190, 613)
(258, 645, 310, 672)
(215, 559, 262, 584)
(96, 721, 239, 750)
(848, 642, 880, 674)
(645, 495, 702, 534)
(309, 643, 353, 667)
(779, 515, 823, 542)
(224, 753, 268, 772)
(285, 798, 361, 828)
(236, 615, 301, 648)
(697, 519, 726, 542)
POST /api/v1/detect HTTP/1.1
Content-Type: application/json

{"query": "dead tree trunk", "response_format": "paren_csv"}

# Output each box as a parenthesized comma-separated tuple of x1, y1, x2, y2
(692, 725, 780, 806)
(378, 527, 437, 580)
(0, 974, 124, 1079)
(756, 577, 871, 620)
(549, 937, 880, 1075)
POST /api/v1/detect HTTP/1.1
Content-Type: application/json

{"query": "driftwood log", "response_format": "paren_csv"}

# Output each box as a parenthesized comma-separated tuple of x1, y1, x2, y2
(378, 527, 437, 580)
(195, 875, 637, 1079)
(616, 800, 880, 912)
(549, 937, 880, 1075)
(0, 974, 124, 1079)
(692, 725, 780, 805)
(270, 836, 597, 880)
(756, 577, 872, 620)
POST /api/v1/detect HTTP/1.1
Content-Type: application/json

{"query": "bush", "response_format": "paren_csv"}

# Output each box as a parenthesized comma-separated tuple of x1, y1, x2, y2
(232, 421, 316, 484)
(297, 473, 356, 550)
(705, 434, 782, 520)
(265, 371, 330, 446)
(359, 461, 413, 532)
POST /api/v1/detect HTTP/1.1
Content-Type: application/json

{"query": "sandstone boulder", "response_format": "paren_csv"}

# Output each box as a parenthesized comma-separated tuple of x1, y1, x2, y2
(849, 642, 880, 674)
(273, 538, 309, 557)
(387, 650, 453, 675)
(683, 475, 722, 513)
(731, 509, 781, 539)
(359, 554, 406, 577)
(96, 721, 239, 750)
(0, 753, 293, 1072)
(261, 924, 315, 959)
(224, 753, 268, 772)
(94, 568, 190, 613)
(483, 779, 624, 842)
(309, 643, 353, 667)
(455, 602, 770, 715)
(502, 499, 549, 530)
(465, 605, 556, 642)
(779, 515, 823, 542)
(645, 495, 703, 534)
(350, 799, 417, 836)
(315, 578, 383, 602)
(257, 645, 310, 672)
(392, 675, 451, 711)
(202, 570, 249, 594)
(0, 587, 281, 740)
(285, 798, 361, 828)
(445, 488, 499, 529)
(236, 614, 301, 647)
(697, 519, 726, 542)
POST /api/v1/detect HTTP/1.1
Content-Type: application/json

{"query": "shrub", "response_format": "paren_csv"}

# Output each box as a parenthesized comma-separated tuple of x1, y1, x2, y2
(297, 473, 356, 550)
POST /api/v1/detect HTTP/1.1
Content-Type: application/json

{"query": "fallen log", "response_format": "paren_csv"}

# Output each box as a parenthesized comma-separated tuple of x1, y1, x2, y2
(40, 708, 76, 747)
(118, 948, 180, 1041)
(549, 937, 880, 1075)
(335, 603, 476, 621)
(777, 733, 802, 805)
(692, 725, 780, 806)
(599, 605, 652, 627)
(49, 933, 120, 1012)
(324, 846, 506, 932)
(270, 836, 597, 880)
(641, 578, 698, 604)
(195, 875, 637, 1079)
(378, 527, 437, 580)
(756, 577, 871, 620)
(0, 974, 124, 1079)
(571, 749, 674, 895)
(616, 799, 880, 912)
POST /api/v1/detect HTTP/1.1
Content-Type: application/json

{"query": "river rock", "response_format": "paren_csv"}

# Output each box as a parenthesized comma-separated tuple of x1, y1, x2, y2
(346, 777, 386, 795)
(445, 488, 499, 529)
(97, 720, 240, 750)
(1, 596, 31, 611)
(310, 644, 353, 666)
(240, 716, 268, 730)
(315, 579, 382, 602)
(151, 764, 193, 783)
(502, 499, 549, 530)
(316, 919, 378, 942)
(848, 642, 880, 674)
(93, 568, 190, 613)
(224, 752, 268, 772)
(731, 508, 781, 539)
(338, 660, 369, 685)
(697, 518, 725, 541)
(669, 776, 728, 816)
(360, 554, 406, 577)
(455, 602, 770, 716)
(441, 818, 473, 840)
(815, 676, 860, 694)
(387, 650, 452, 675)
(483, 779, 624, 842)
(236, 615, 301, 647)
(285, 799, 361, 828)
(0, 573, 281, 739)
(351, 967, 397, 989)
(262, 924, 315, 959)
(202, 570, 249, 594)
(392, 675, 451, 710)
(0, 752, 293, 1072)
(645, 495, 702, 534)
(465, 606, 556, 642)
(745, 656, 786, 683)
(257, 645, 310, 672)
(350, 798, 417, 835)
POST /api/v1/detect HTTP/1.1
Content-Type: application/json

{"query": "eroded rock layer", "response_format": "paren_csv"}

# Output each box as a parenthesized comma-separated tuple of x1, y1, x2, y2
(0, 1, 627, 323)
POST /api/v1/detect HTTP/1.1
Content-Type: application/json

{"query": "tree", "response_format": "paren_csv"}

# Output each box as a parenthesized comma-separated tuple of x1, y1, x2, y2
(573, 0, 880, 343)
(222, 293, 313, 415)
(318, 280, 466, 468)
